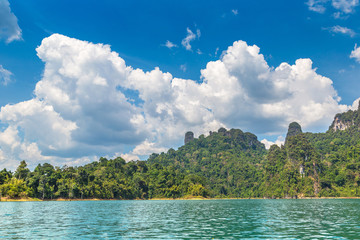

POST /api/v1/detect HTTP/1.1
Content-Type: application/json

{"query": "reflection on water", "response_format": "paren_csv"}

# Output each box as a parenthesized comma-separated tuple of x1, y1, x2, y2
(0, 199, 360, 239)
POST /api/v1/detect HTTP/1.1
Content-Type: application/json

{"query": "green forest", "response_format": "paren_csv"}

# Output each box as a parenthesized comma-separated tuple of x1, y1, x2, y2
(1, 104, 360, 200)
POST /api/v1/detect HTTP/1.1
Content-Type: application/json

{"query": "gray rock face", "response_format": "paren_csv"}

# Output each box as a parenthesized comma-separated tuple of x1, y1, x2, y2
(330, 102, 360, 132)
(332, 116, 352, 131)
(285, 122, 302, 143)
(184, 131, 194, 144)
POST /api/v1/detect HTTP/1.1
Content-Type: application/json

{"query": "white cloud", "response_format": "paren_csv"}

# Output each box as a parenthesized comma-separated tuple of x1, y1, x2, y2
(0, 34, 148, 169)
(0, 34, 352, 170)
(0, 65, 12, 85)
(325, 25, 356, 37)
(0, 125, 53, 169)
(0, 125, 19, 150)
(332, 0, 359, 13)
(196, 29, 201, 38)
(180, 64, 186, 72)
(164, 40, 177, 49)
(121, 141, 168, 162)
(307, 0, 329, 13)
(0, 0, 21, 43)
(307, 0, 359, 13)
(197, 49, 202, 55)
(351, 97, 360, 109)
(0, 99, 77, 151)
(332, 11, 350, 18)
(350, 44, 360, 62)
(181, 28, 200, 51)
(214, 47, 220, 57)
(120, 153, 139, 162)
(0, 149, 4, 161)
(19, 142, 52, 164)
(132, 140, 167, 156)
(261, 136, 285, 149)
(333, 11, 342, 17)
(232, 9, 238, 15)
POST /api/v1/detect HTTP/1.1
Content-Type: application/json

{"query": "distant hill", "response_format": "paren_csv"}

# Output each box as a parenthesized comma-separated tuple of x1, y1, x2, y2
(1, 106, 360, 200)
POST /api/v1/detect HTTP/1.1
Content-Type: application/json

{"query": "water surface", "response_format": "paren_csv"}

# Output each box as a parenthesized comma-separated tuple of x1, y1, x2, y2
(0, 199, 359, 239)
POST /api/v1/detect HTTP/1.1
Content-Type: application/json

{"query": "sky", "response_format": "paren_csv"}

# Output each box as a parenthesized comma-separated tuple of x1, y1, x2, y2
(1, 0, 360, 170)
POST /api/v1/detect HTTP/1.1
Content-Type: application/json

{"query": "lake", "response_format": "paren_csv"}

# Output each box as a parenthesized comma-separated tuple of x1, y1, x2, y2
(0, 199, 359, 239)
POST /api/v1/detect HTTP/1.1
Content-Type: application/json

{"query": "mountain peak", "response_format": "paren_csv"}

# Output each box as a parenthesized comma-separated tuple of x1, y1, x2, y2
(285, 122, 302, 143)
(184, 131, 194, 144)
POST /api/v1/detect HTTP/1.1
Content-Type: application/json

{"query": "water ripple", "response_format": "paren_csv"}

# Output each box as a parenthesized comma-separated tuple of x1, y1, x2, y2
(0, 199, 360, 239)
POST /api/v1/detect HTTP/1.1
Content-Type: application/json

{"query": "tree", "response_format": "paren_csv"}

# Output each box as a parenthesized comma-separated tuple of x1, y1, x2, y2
(0, 169, 12, 185)
(14, 160, 30, 180)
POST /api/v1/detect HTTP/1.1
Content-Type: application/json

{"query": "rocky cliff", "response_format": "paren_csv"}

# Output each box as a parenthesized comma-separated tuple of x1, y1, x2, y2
(285, 122, 302, 144)
(330, 100, 360, 132)
(184, 131, 194, 144)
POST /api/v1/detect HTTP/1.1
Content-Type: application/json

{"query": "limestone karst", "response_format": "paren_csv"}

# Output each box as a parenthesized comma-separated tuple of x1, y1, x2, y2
(184, 131, 194, 144)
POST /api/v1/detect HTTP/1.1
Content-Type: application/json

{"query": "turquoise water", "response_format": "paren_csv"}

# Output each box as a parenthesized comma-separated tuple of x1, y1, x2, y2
(0, 199, 360, 239)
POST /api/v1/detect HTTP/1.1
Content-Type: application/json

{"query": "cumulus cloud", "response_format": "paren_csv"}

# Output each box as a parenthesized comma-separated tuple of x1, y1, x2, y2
(120, 153, 139, 162)
(324, 25, 356, 37)
(0, 99, 77, 152)
(0, 149, 4, 161)
(0, 34, 351, 169)
(0, 125, 53, 169)
(0, 0, 22, 43)
(120, 140, 168, 162)
(261, 136, 285, 149)
(164, 40, 177, 49)
(131, 140, 167, 156)
(0, 34, 147, 169)
(181, 28, 200, 51)
(350, 44, 360, 62)
(351, 97, 360, 109)
(0, 65, 12, 85)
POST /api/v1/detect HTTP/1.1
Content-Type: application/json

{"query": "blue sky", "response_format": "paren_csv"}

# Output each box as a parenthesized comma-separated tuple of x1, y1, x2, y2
(1, 0, 360, 169)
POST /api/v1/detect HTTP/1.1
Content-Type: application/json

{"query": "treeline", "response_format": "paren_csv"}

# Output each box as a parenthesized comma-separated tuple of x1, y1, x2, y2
(0, 129, 267, 200)
(0, 158, 207, 200)
(1, 107, 360, 200)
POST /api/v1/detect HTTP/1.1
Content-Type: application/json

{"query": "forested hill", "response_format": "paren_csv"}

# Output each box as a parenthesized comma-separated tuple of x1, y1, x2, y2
(147, 128, 267, 197)
(1, 105, 360, 200)
(148, 128, 266, 171)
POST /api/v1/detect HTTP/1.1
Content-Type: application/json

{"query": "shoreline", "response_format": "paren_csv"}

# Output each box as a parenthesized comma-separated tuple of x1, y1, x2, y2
(1, 196, 360, 202)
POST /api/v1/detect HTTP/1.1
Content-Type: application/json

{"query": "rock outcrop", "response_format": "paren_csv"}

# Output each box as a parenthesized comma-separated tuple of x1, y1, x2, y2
(330, 101, 360, 132)
(184, 131, 194, 144)
(285, 122, 302, 144)
(218, 127, 226, 135)
(332, 116, 353, 131)
(218, 127, 231, 137)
